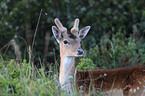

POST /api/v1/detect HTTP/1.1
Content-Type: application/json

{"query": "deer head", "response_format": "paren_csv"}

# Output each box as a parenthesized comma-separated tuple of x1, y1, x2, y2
(52, 18, 91, 57)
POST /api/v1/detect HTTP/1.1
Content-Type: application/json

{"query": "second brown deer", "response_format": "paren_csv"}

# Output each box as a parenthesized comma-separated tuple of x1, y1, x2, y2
(52, 18, 145, 96)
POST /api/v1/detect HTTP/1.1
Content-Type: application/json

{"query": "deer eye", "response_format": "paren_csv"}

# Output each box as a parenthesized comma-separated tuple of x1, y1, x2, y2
(63, 40, 69, 44)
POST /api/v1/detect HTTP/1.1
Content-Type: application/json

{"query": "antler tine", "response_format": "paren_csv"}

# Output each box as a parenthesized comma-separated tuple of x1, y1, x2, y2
(73, 18, 79, 30)
(54, 18, 67, 33)
(71, 18, 79, 35)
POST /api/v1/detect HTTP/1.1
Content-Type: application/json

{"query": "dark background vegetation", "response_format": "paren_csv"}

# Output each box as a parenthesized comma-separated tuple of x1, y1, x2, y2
(1, 0, 145, 69)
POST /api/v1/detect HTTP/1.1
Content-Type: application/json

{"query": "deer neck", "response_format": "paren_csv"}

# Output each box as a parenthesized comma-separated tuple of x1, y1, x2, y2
(59, 54, 75, 89)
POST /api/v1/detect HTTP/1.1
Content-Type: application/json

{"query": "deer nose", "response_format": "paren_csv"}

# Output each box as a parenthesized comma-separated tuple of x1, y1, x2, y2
(77, 50, 84, 55)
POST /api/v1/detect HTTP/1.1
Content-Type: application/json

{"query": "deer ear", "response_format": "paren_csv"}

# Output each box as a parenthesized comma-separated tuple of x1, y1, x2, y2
(79, 26, 91, 39)
(52, 26, 62, 43)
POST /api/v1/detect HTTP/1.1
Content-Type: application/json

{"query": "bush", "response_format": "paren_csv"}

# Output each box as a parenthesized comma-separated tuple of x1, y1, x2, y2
(1, 0, 145, 65)
(77, 58, 95, 71)
(87, 33, 145, 69)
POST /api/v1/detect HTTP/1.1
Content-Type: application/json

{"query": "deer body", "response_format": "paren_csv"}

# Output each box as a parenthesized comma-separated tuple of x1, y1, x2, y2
(52, 18, 145, 96)
(77, 66, 145, 96)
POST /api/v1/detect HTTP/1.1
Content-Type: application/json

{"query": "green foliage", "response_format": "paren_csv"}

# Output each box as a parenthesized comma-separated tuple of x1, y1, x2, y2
(1, 0, 145, 63)
(0, 59, 62, 95)
(1, 1, 145, 95)
(87, 33, 145, 69)
(77, 58, 95, 71)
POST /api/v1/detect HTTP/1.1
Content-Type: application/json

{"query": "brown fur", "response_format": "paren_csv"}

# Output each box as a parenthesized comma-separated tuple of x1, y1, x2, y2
(76, 66, 145, 96)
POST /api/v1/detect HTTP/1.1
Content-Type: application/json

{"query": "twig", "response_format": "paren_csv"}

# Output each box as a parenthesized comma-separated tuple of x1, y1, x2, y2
(31, 9, 42, 51)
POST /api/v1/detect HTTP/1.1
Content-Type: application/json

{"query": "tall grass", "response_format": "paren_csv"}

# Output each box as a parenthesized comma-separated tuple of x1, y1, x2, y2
(0, 56, 62, 96)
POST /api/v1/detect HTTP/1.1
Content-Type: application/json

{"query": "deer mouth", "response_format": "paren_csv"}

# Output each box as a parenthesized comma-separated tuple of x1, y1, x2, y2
(75, 54, 83, 57)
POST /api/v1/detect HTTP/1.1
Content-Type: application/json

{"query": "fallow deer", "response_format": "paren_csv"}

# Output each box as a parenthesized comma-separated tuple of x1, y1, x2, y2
(52, 18, 145, 96)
